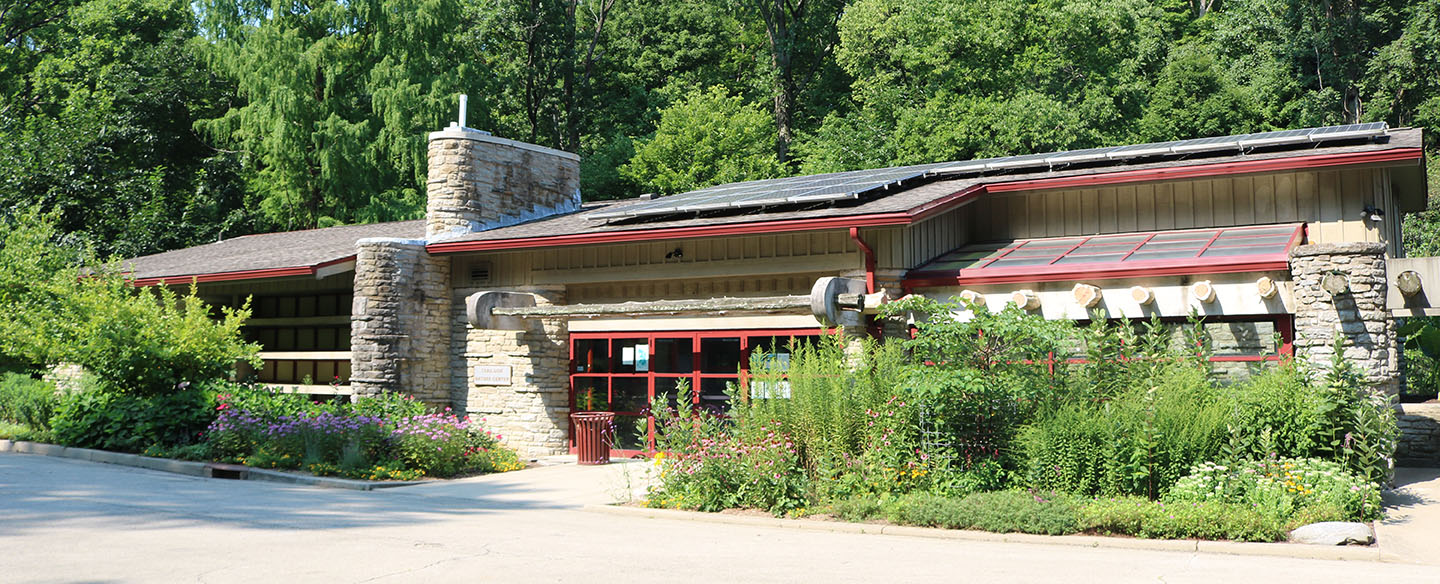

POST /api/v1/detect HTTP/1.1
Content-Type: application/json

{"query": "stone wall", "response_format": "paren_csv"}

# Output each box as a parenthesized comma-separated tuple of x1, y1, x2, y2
(1289, 242, 1398, 396)
(426, 128, 581, 241)
(1397, 403, 1440, 467)
(451, 286, 571, 458)
(349, 238, 453, 405)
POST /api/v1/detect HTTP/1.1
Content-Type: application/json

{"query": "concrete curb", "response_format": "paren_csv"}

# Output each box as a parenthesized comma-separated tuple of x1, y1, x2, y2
(583, 504, 1385, 563)
(0, 440, 422, 491)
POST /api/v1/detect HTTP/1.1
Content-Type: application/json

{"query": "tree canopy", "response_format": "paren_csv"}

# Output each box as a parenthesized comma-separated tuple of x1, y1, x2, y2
(2, 0, 1440, 250)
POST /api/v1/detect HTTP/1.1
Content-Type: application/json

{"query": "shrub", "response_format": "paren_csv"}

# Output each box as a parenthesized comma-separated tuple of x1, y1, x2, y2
(0, 372, 57, 430)
(886, 490, 1082, 535)
(392, 410, 477, 477)
(1080, 496, 1288, 542)
(52, 388, 214, 452)
(1020, 365, 1230, 498)
(1165, 457, 1383, 521)
(646, 382, 809, 515)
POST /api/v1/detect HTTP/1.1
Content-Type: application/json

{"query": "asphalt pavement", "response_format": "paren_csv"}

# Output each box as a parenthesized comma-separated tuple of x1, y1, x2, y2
(2, 453, 1436, 583)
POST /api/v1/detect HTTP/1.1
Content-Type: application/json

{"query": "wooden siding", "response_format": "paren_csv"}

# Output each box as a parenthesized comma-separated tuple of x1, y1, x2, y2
(567, 274, 820, 303)
(459, 231, 860, 287)
(867, 205, 972, 271)
(968, 169, 1382, 244)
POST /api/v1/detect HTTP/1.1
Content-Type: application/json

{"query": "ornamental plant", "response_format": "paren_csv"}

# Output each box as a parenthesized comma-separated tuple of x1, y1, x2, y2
(1164, 457, 1383, 521)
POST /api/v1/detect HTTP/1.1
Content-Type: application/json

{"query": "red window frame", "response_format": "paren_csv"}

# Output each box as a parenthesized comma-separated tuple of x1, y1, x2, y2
(568, 328, 822, 457)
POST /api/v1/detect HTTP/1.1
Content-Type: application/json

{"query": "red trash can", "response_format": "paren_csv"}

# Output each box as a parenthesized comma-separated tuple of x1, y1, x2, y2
(571, 411, 615, 465)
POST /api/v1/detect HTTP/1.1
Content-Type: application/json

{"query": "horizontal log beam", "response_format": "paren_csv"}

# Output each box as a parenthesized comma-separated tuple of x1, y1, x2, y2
(491, 295, 816, 319)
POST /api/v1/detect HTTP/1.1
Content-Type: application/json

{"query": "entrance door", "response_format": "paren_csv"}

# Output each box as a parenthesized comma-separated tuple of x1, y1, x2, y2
(568, 329, 820, 457)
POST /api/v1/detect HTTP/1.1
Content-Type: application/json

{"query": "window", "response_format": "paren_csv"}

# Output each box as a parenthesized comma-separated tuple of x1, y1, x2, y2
(569, 329, 821, 454)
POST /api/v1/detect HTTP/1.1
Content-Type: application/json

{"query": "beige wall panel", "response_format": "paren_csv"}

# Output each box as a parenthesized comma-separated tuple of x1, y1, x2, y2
(1173, 182, 1194, 229)
(1213, 178, 1234, 225)
(1276, 173, 1297, 222)
(1136, 183, 1156, 230)
(1081, 189, 1100, 233)
(1064, 190, 1082, 235)
(1045, 191, 1064, 236)
(1099, 187, 1118, 233)
(1155, 183, 1175, 230)
(958, 169, 1389, 251)
(1233, 176, 1255, 225)
(1253, 174, 1276, 224)
(1317, 171, 1343, 242)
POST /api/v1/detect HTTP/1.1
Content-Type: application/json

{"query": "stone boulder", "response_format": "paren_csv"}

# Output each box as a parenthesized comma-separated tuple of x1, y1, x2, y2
(1289, 522, 1375, 546)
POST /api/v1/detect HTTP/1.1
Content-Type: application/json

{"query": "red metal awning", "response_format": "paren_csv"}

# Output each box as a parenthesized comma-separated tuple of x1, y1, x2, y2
(905, 223, 1305, 288)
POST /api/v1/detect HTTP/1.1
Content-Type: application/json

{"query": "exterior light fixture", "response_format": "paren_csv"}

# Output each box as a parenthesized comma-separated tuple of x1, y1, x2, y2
(1011, 289, 1041, 311)
(1129, 286, 1154, 306)
(1190, 280, 1216, 303)
(1256, 276, 1279, 299)
(1072, 283, 1102, 308)
(1361, 205, 1385, 222)
(958, 289, 987, 308)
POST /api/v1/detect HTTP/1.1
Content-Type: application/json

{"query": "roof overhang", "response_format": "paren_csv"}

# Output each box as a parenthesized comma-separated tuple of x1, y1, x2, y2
(426, 146, 1424, 255)
(904, 224, 1306, 288)
(127, 255, 356, 287)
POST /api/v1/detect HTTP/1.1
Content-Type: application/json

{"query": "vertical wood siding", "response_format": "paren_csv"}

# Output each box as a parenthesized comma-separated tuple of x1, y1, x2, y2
(964, 169, 1382, 246)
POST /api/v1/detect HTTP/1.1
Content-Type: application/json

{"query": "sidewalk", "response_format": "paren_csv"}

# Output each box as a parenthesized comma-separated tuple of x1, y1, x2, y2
(395, 455, 653, 508)
(1375, 467, 1440, 565)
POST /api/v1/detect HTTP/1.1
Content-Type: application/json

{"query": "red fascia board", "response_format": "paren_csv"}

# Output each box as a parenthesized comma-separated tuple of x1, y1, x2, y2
(425, 147, 1421, 255)
(425, 213, 914, 253)
(128, 261, 351, 287)
(903, 257, 1291, 288)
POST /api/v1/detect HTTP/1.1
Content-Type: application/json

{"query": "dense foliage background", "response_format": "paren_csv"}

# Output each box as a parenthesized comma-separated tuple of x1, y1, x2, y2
(4, 1, 1440, 392)
(5, 0, 1440, 250)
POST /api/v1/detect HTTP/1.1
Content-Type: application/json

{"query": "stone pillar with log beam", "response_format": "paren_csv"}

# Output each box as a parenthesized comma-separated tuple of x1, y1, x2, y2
(460, 286, 570, 459)
(1289, 242, 1398, 397)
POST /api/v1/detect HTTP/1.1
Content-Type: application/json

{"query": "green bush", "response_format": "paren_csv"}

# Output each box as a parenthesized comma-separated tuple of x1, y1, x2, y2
(0, 211, 259, 397)
(1020, 365, 1230, 498)
(1165, 457, 1383, 521)
(1221, 364, 1326, 460)
(0, 372, 57, 430)
(52, 388, 214, 452)
(1080, 496, 1288, 542)
(645, 381, 809, 515)
(886, 490, 1082, 535)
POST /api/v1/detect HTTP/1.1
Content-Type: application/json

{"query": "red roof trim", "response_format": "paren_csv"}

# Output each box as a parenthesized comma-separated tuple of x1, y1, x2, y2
(127, 256, 357, 287)
(427, 147, 1421, 254)
(904, 257, 1292, 288)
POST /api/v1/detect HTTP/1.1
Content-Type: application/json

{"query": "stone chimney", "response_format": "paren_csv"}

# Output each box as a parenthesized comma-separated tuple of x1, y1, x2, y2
(425, 128, 581, 240)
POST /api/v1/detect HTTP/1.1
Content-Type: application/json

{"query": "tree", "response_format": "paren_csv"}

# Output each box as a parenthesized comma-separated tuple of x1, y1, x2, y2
(194, 0, 487, 230)
(749, 0, 847, 164)
(1138, 51, 1260, 140)
(621, 86, 786, 194)
(0, 0, 247, 257)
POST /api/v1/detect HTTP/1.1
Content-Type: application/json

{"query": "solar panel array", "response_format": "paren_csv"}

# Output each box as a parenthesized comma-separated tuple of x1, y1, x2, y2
(591, 123, 1389, 221)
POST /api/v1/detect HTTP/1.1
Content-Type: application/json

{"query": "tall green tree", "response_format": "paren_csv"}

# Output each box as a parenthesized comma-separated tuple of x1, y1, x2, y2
(0, 0, 246, 257)
(621, 86, 785, 194)
(194, 0, 489, 230)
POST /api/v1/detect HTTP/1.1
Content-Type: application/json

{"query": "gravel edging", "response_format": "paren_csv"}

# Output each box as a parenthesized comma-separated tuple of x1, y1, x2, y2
(0, 439, 423, 491)
(582, 504, 1385, 563)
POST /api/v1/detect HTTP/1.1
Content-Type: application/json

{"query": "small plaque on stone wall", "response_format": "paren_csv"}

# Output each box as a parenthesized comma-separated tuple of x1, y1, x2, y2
(473, 365, 512, 386)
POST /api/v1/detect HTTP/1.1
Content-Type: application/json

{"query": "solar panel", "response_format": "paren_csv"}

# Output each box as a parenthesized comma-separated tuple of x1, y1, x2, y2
(589, 123, 1390, 221)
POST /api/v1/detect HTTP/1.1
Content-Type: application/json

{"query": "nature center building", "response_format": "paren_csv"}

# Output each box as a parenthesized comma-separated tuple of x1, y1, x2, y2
(122, 122, 1431, 458)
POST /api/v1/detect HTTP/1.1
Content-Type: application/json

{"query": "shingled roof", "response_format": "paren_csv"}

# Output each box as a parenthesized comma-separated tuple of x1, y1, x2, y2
(124, 220, 424, 284)
(123, 127, 1425, 283)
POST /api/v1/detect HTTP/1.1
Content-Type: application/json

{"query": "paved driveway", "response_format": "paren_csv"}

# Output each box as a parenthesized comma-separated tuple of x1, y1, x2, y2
(1, 453, 1434, 583)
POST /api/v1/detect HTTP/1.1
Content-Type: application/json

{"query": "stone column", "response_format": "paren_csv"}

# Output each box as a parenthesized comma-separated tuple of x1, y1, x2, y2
(458, 286, 571, 458)
(349, 238, 453, 405)
(1288, 242, 1398, 396)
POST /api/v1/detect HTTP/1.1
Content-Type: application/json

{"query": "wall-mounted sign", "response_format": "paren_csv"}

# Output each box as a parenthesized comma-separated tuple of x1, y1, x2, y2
(474, 365, 512, 386)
